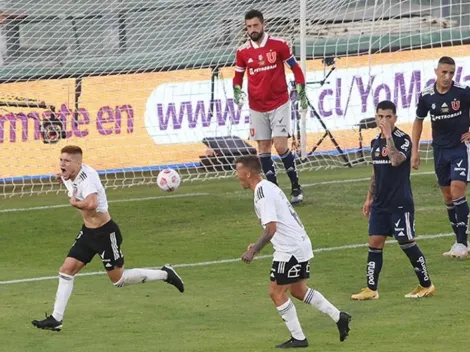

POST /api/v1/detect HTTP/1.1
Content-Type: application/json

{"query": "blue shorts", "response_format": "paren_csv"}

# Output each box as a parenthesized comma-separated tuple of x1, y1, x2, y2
(369, 208, 415, 241)
(433, 143, 470, 187)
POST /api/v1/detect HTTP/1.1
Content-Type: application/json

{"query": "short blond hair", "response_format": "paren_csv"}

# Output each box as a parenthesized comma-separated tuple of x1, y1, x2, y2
(235, 155, 262, 174)
(61, 145, 83, 155)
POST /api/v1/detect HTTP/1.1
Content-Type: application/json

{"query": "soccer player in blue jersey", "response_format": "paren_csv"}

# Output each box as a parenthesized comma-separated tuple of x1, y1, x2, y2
(352, 100, 435, 300)
(411, 56, 470, 258)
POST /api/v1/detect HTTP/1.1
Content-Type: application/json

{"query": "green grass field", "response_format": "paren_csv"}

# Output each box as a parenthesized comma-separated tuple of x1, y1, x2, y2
(1, 162, 469, 352)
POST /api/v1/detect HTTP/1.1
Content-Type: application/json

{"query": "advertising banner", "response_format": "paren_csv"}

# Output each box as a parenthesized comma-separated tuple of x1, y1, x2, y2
(1, 46, 468, 179)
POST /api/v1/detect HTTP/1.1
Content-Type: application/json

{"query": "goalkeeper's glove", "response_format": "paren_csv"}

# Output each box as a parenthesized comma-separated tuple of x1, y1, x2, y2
(233, 85, 246, 105)
(296, 83, 308, 110)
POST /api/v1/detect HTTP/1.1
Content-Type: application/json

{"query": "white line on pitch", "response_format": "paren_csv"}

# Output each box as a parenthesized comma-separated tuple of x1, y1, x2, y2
(0, 232, 452, 286)
(0, 171, 435, 213)
(0, 192, 209, 213)
(302, 171, 434, 187)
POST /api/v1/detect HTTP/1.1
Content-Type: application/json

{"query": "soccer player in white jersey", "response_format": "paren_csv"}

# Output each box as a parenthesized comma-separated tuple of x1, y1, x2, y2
(235, 155, 351, 348)
(32, 145, 184, 332)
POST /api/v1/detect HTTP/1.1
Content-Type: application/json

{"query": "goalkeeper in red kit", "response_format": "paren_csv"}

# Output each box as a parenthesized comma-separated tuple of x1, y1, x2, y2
(233, 9, 308, 204)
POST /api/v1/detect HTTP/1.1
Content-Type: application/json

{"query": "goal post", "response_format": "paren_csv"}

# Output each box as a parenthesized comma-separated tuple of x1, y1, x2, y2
(1, 0, 470, 197)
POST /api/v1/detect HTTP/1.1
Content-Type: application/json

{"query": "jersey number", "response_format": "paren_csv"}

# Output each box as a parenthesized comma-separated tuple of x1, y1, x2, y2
(400, 139, 410, 151)
(287, 202, 304, 228)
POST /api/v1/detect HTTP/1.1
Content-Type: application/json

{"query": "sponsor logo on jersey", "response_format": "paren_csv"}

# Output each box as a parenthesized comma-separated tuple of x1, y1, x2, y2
(441, 102, 449, 113)
(248, 64, 277, 75)
(430, 110, 462, 121)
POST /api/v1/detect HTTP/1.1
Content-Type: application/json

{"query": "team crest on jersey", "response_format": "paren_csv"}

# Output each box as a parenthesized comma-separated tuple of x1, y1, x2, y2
(381, 147, 388, 157)
(452, 99, 460, 110)
(266, 51, 277, 63)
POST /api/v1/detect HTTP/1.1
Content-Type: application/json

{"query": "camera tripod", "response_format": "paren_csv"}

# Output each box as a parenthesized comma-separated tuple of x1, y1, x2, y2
(290, 58, 350, 166)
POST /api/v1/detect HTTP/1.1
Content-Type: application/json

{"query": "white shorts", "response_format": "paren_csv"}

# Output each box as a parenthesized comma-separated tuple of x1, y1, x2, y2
(249, 101, 291, 141)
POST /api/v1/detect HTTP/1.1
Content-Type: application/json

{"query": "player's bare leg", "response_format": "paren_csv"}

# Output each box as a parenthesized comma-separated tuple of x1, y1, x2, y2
(111, 264, 184, 292)
(257, 140, 278, 186)
(269, 281, 308, 348)
(32, 257, 85, 331)
(442, 182, 469, 257)
(32, 260, 184, 332)
(290, 280, 351, 342)
(273, 137, 303, 204)
(352, 235, 386, 300)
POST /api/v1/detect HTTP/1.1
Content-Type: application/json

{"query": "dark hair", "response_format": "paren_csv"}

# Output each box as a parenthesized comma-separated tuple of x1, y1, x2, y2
(245, 9, 264, 22)
(438, 56, 455, 66)
(61, 145, 83, 155)
(376, 100, 397, 115)
(235, 155, 262, 174)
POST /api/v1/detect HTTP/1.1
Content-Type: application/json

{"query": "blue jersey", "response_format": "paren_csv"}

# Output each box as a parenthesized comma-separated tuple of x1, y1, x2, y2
(371, 128, 414, 212)
(416, 82, 470, 149)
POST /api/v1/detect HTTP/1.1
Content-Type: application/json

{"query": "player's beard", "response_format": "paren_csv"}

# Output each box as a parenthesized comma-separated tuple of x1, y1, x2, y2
(248, 30, 264, 42)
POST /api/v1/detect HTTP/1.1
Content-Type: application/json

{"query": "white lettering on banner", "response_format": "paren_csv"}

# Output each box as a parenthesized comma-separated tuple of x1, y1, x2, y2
(144, 57, 470, 145)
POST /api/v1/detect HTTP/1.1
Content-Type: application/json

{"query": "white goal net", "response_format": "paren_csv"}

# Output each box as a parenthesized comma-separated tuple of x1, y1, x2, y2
(1, 0, 469, 196)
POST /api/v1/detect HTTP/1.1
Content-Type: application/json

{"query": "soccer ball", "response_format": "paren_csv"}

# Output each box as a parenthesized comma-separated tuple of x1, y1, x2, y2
(157, 168, 181, 192)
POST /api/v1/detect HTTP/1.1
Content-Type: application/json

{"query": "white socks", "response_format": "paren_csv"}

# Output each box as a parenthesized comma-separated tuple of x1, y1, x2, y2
(113, 268, 168, 287)
(52, 272, 74, 321)
(50, 269, 168, 321)
(303, 288, 340, 322)
(276, 299, 306, 340)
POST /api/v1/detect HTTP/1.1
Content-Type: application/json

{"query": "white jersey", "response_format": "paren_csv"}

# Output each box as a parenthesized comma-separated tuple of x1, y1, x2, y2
(70, 164, 108, 213)
(254, 180, 313, 262)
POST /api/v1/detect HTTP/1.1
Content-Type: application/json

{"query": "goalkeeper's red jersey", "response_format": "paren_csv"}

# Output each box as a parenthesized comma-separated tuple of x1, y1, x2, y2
(234, 34, 292, 112)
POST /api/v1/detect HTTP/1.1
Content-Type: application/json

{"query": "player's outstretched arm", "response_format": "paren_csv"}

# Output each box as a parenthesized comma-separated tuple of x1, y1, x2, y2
(242, 222, 277, 263)
(411, 118, 424, 169)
